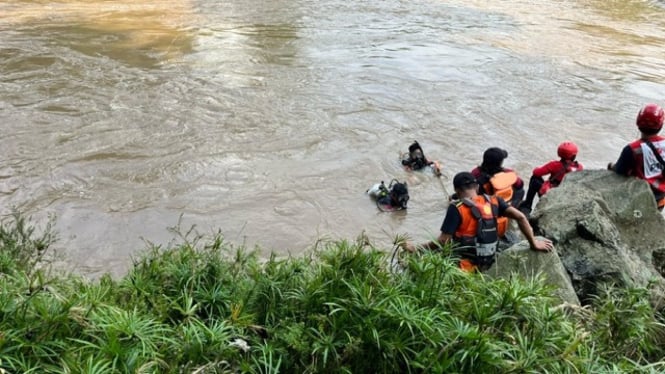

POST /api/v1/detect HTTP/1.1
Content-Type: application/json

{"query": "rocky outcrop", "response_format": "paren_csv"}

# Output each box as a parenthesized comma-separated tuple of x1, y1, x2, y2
(516, 170, 665, 307)
(490, 240, 580, 305)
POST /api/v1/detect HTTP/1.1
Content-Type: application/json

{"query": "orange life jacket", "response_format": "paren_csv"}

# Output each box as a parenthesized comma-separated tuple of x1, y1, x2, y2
(459, 258, 477, 273)
(453, 195, 500, 271)
(481, 171, 517, 203)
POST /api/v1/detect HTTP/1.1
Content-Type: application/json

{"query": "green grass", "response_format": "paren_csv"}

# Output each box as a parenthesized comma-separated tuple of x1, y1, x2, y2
(0, 212, 664, 373)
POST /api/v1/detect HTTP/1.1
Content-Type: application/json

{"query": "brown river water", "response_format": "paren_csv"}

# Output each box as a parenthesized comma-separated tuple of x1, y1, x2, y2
(2, 0, 665, 277)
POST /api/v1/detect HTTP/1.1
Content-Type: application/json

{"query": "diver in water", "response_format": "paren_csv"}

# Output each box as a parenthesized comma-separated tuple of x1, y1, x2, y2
(367, 180, 409, 212)
(402, 141, 441, 175)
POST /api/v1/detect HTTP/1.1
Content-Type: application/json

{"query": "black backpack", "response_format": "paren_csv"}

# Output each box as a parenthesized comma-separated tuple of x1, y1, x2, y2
(457, 195, 499, 270)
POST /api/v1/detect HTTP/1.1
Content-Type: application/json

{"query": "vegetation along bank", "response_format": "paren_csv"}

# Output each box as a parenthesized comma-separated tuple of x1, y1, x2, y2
(0, 208, 664, 373)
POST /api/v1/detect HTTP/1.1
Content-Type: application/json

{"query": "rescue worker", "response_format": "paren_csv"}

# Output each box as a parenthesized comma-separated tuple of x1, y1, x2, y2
(401, 141, 442, 175)
(609, 103, 665, 210)
(466, 147, 525, 242)
(471, 147, 525, 207)
(403, 172, 553, 272)
(521, 141, 584, 215)
(367, 180, 410, 212)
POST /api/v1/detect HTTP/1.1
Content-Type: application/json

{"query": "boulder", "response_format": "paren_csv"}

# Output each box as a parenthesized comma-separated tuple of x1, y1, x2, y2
(529, 170, 665, 306)
(490, 240, 580, 305)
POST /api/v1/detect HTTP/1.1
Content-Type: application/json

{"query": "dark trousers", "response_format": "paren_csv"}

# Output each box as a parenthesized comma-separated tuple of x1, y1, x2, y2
(522, 176, 544, 212)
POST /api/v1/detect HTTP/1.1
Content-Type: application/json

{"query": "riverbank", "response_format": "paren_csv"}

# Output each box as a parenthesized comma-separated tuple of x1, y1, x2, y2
(1, 212, 664, 373)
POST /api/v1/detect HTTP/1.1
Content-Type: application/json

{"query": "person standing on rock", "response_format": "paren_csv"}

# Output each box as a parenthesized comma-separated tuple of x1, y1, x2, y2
(402, 171, 553, 272)
(609, 103, 665, 210)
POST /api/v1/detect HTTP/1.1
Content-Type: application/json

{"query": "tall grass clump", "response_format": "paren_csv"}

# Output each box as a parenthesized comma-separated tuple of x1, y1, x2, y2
(0, 211, 55, 275)
(1, 212, 665, 372)
(588, 285, 665, 366)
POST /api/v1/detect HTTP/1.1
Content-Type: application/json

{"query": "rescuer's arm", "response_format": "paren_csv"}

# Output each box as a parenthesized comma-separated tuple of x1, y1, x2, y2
(504, 206, 553, 252)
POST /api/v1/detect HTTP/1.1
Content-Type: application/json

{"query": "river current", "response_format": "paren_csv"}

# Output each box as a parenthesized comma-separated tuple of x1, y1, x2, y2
(2, 0, 665, 277)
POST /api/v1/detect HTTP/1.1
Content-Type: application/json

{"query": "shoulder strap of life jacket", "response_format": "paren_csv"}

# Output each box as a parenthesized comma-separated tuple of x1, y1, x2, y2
(460, 198, 480, 218)
(456, 196, 499, 250)
(644, 140, 665, 171)
(459, 195, 498, 216)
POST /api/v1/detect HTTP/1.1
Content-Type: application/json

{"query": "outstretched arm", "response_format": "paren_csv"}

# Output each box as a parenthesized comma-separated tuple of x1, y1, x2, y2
(404, 232, 452, 253)
(404, 204, 459, 252)
(503, 206, 553, 251)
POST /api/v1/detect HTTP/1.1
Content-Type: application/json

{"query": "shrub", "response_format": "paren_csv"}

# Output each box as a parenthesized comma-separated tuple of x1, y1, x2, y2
(0, 213, 664, 373)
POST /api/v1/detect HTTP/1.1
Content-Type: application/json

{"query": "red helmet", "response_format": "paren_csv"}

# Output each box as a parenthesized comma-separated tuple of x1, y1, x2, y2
(636, 103, 664, 131)
(557, 141, 578, 160)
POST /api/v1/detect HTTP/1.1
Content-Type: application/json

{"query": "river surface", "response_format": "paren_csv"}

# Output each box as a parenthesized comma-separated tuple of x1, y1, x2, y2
(2, 0, 665, 277)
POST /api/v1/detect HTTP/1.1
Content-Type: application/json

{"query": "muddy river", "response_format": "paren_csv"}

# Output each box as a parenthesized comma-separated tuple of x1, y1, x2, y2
(2, 0, 665, 277)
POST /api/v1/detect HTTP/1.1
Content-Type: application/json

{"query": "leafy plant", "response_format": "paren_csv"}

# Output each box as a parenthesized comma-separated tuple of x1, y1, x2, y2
(1, 212, 664, 373)
(0, 210, 56, 275)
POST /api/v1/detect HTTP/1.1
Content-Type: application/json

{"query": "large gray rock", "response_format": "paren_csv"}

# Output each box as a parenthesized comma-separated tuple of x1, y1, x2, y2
(490, 240, 580, 305)
(530, 170, 665, 306)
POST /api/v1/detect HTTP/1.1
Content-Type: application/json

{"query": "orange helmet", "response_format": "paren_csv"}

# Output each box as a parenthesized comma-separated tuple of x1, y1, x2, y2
(636, 103, 664, 131)
(557, 141, 578, 160)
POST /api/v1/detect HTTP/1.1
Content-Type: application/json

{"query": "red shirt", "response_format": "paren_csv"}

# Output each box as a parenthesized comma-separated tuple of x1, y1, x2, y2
(532, 160, 583, 185)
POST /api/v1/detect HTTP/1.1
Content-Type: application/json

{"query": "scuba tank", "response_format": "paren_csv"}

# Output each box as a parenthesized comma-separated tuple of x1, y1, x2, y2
(366, 181, 389, 199)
